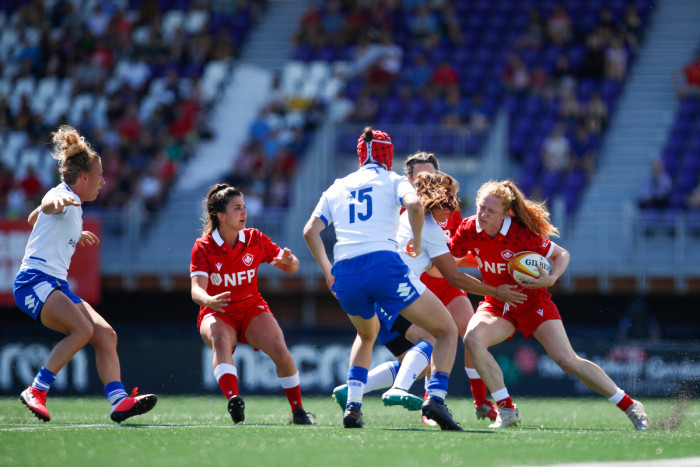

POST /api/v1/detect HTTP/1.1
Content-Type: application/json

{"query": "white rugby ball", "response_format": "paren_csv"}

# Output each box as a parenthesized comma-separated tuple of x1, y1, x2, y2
(507, 251, 552, 284)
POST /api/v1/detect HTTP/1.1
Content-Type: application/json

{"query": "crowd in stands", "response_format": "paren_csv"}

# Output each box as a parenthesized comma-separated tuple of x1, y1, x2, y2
(638, 44, 700, 232)
(503, 0, 652, 213)
(231, 0, 652, 215)
(0, 0, 265, 219)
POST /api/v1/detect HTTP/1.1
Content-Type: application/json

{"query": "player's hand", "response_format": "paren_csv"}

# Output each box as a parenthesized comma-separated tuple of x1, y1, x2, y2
(519, 266, 555, 289)
(280, 247, 296, 266)
(494, 284, 527, 307)
(404, 238, 422, 257)
(78, 230, 100, 247)
(208, 291, 231, 312)
(52, 195, 81, 212)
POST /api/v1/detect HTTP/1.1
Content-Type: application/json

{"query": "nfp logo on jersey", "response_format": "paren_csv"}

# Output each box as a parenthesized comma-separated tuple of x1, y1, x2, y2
(210, 269, 256, 286)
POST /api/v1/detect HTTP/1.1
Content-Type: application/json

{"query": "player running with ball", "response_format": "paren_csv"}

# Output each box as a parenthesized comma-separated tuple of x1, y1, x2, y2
(450, 179, 650, 430)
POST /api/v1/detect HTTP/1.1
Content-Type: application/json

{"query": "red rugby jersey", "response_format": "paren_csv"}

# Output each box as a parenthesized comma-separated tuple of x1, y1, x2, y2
(450, 215, 555, 304)
(190, 228, 281, 312)
(436, 209, 463, 239)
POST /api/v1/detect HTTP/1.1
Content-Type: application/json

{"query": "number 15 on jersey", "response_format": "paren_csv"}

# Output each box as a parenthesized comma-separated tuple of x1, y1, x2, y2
(349, 187, 372, 223)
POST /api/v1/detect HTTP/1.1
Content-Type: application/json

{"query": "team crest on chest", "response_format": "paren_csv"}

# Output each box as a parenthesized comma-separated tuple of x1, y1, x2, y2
(242, 253, 254, 266)
(501, 250, 515, 261)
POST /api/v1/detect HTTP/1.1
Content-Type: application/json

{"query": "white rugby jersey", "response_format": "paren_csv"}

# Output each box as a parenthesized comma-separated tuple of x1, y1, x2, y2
(396, 210, 450, 275)
(312, 164, 416, 262)
(20, 182, 83, 280)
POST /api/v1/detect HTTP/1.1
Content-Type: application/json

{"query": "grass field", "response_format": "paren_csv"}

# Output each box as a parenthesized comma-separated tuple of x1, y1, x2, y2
(1, 395, 698, 466)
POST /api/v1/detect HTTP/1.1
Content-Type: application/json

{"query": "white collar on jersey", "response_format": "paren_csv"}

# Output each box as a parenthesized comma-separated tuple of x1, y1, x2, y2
(475, 215, 512, 236)
(212, 228, 246, 246)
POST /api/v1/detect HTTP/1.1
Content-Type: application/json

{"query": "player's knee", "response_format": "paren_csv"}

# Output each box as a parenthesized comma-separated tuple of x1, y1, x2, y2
(463, 329, 484, 354)
(92, 323, 117, 348)
(72, 319, 94, 345)
(553, 354, 579, 374)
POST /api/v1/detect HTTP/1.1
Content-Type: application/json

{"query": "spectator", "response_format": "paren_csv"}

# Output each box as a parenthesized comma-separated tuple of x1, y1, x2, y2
(367, 33, 403, 93)
(20, 166, 44, 208)
(350, 90, 378, 123)
(638, 159, 672, 209)
(583, 92, 609, 134)
(676, 50, 700, 98)
(407, 51, 433, 90)
(502, 54, 530, 95)
(431, 59, 460, 96)
(541, 124, 573, 176)
(605, 37, 629, 81)
(570, 124, 598, 180)
(546, 4, 573, 46)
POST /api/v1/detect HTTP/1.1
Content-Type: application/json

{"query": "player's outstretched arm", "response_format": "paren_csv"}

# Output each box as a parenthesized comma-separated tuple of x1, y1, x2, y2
(41, 193, 81, 215)
(273, 247, 299, 274)
(432, 253, 527, 306)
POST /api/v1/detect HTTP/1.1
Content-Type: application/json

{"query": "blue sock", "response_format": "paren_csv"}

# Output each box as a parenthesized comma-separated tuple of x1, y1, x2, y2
(105, 381, 128, 406)
(427, 371, 450, 404)
(346, 366, 368, 408)
(32, 366, 56, 393)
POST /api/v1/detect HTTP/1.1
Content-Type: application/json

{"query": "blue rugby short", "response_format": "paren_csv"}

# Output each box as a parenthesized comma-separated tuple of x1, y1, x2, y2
(331, 250, 426, 322)
(13, 269, 83, 321)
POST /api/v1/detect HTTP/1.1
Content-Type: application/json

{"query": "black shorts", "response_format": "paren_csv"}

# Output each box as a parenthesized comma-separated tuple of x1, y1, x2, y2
(384, 315, 414, 357)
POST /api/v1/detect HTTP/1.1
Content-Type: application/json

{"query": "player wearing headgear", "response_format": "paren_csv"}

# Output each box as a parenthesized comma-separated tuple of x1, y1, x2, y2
(304, 127, 463, 430)
(451, 179, 650, 430)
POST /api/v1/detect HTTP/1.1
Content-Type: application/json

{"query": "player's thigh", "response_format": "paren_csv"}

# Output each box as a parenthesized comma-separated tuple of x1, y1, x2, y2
(532, 319, 578, 362)
(40, 290, 92, 336)
(200, 314, 238, 350)
(400, 290, 455, 337)
(465, 311, 515, 348)
(245, 312, 290, 355)
(445, 295, 472, 336)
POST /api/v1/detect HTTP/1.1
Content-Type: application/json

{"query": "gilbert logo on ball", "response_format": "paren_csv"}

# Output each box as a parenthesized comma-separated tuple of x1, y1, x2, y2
(507, 251, 552, 284)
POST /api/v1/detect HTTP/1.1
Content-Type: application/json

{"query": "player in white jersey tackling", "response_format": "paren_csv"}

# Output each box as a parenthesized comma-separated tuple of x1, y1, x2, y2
(13, 126, 156, 423)
(304, 127, 462, 430)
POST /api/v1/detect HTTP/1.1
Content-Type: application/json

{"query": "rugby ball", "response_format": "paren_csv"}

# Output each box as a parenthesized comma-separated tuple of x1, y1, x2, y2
(507, 251, 552, 284)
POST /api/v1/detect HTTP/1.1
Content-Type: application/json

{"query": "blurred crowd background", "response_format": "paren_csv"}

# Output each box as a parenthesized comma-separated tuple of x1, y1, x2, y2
(2, 0, 700, 301)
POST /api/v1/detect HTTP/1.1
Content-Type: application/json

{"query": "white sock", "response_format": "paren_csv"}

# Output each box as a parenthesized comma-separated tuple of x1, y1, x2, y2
(608, 388, 625, 405)
(492, 387, 510, 402)
(365, 361, 398, 393)
(278, 372, 300, 389)
(347, 380, 366, 405)
(393, 345, 431, 390)
(465, 367, 481, 380)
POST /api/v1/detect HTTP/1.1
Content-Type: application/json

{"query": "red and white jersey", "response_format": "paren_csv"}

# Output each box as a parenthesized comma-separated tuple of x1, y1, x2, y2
(436, 209, 463, 240)
(190, 228, 282, 312)
(450, 215, 555, 305)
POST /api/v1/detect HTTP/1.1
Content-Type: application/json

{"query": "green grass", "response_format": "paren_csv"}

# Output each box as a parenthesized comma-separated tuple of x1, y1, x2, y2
(1, 395, 698, 466)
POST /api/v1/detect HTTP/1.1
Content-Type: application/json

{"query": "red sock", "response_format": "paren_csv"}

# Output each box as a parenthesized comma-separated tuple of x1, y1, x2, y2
(283, 385, 303, 412)
(497, 397, 514, 409)
(217, 373, 239, 400)
(616, 394, 634, 411)
(469, 378, 489, 406)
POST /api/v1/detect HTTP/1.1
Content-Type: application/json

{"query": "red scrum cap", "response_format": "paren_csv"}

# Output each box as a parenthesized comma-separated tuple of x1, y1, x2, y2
(357, 127, 394, 170)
